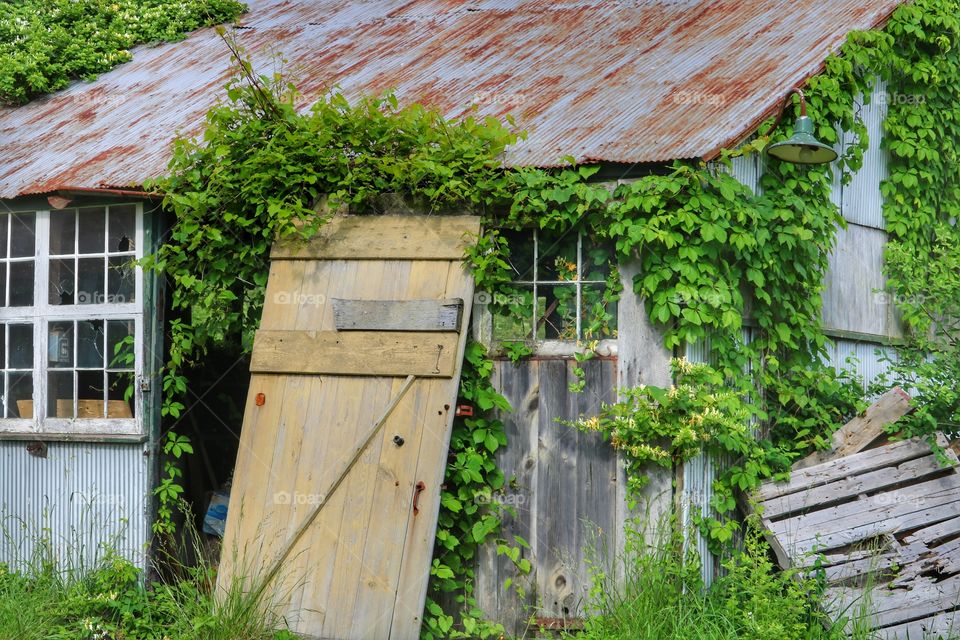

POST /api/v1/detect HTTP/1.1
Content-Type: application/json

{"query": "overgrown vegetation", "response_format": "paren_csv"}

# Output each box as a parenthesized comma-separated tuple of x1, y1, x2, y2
(0, 0, 246, 105)
(5, 0, 960, 637)
(0, 516, 296, 640)
(570, 519, 880, 640)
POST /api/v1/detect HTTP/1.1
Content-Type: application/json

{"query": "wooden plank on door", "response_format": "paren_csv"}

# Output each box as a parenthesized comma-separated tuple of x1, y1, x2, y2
(332, 298, 463, 332)
(272, 215, 478, 260)
(250, 330, 459, 377)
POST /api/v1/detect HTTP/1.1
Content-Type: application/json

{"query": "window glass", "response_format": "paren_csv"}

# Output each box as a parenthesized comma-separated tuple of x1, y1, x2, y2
(3, 323, 33, 419)
(9, 213, 35, 258)
(78, 207, 106, 254)
(0, 206, 141, 431)
(490, 229, 617, 342)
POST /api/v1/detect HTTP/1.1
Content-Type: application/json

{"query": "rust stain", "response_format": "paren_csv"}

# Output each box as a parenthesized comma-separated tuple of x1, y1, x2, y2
(0, 0, 906, 198)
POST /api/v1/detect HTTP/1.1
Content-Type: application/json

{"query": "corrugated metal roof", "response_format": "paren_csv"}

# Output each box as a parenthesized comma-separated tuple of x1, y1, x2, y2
(0, 0, 904, 198)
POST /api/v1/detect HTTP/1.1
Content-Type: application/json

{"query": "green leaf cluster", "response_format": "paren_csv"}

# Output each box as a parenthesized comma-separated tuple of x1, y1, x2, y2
(0, 0, 246, 105)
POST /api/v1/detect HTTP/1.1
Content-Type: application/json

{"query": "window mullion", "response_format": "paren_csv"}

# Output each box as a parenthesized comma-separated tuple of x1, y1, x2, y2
(35, 210, 50, 428)
(576, 232, 583, 341)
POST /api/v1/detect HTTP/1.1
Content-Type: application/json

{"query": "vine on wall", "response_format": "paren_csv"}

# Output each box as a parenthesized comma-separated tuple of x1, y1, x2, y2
(140, 0, 960, 633)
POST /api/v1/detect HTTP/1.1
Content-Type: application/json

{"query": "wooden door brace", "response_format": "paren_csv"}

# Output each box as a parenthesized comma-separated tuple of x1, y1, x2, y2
(253, 374, 418, 598)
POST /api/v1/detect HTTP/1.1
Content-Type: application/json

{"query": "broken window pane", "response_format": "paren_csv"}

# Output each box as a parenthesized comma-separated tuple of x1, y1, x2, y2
(107, 256, 135, 303)
(10, 372, 33, 419)
(491, 285, 535, 341)
(108, 205, 136, 253)
(78, 320, 105, 369)
(49, 258, 75, 305)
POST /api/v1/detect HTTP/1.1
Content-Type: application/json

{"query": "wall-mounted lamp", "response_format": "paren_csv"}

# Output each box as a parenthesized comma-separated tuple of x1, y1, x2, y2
(765, 88, 838, 165)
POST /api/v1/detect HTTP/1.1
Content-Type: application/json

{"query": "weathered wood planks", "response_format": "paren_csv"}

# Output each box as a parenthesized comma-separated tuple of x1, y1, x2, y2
(271, 215, 478, 260)
(219, 215, 480, 640)
(794, 387, 913, 470)
(250, 330, 459, 377)
(748, 390, 960, 639)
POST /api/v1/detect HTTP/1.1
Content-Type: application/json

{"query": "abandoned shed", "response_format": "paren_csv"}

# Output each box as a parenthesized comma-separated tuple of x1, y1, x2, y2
(0, 0, 922, 635)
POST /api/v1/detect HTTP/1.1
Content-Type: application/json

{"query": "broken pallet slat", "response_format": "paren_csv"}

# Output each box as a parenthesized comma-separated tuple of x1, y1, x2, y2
(332, 298, 463, 332)
(756, 437, 934, 502)
(759, 453, 948, 520)
(250, 329, 460, 378)
(747, 389, 960, 639)
(794, 387, 912, 470)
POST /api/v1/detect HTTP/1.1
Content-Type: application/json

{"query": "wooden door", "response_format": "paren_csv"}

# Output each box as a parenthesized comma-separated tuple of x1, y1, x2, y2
(218, 215, 480, 639)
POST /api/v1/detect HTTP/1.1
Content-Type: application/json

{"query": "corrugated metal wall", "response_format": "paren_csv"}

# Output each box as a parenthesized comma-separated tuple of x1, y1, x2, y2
(0, 441, 150, 571)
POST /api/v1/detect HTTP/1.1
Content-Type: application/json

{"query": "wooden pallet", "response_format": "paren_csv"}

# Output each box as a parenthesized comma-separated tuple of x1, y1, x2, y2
(749, 389, 960, 638)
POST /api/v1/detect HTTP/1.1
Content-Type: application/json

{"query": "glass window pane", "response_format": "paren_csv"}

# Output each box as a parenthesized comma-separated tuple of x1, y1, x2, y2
(107, 320, 134, 369)
(538, 285, 578, 340)
(9, 213, 35, 258)
(8, 261, 34, 307)
(48, 370, 73, 418)
(77, 258, 104, 305)
(107, 256, 135, 303)
(108, 205, 136, 253)
(0, 325, 5, 369)
(0, 215, 8, 257)
(49, 210, 76, 255)
(491, 285, 535, 342)
(10, 372, 33, 419)
(538, 232, 579, 282)
(49, 258, 75, 305)
(582, 235, 614, 282)
(501, 229, 534, 281)
(78, 208, 106, 254)
(582, 284, 618, 340)
(107, 372, 135, 418)
(77, 370, 106, 419)
(48, 321, 74, 368)
(9, 324, 32, 368)
(0, 263, 5, 306)
(78, 320, 105, 368)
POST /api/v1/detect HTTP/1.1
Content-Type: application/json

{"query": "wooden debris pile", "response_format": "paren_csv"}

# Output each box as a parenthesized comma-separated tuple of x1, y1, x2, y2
(749, 388, 960, 639)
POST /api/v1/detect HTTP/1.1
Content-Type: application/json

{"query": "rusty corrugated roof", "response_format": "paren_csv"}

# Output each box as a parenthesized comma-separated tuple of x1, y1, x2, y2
(0, 0, 904, 199)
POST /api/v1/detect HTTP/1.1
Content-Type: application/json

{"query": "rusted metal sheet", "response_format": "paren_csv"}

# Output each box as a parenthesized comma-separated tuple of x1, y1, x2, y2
(0, 0, 903, 198)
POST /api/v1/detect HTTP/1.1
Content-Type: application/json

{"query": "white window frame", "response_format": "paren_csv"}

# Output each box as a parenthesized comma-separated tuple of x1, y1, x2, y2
(0, 204, 144, 437)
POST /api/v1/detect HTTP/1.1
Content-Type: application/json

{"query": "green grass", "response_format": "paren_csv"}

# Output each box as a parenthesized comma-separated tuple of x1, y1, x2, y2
(566, 519, 921, 640)
(0, 512, 300, 640)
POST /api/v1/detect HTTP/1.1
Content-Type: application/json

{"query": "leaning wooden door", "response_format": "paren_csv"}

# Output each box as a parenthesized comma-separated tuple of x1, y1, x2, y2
(218, 215, 480, 639)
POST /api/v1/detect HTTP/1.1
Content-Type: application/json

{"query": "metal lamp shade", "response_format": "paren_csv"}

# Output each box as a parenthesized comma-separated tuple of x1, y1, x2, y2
(766, 115, 838, 165)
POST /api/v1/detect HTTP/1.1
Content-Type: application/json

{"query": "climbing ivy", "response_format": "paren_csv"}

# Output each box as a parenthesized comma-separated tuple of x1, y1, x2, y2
(0, 0, 246, 105)
(135, 0, 960, 633)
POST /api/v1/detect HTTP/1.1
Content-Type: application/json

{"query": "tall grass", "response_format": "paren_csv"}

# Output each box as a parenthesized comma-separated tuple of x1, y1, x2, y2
(570, 518, 885, 640)
(0, 504, 299, 640)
